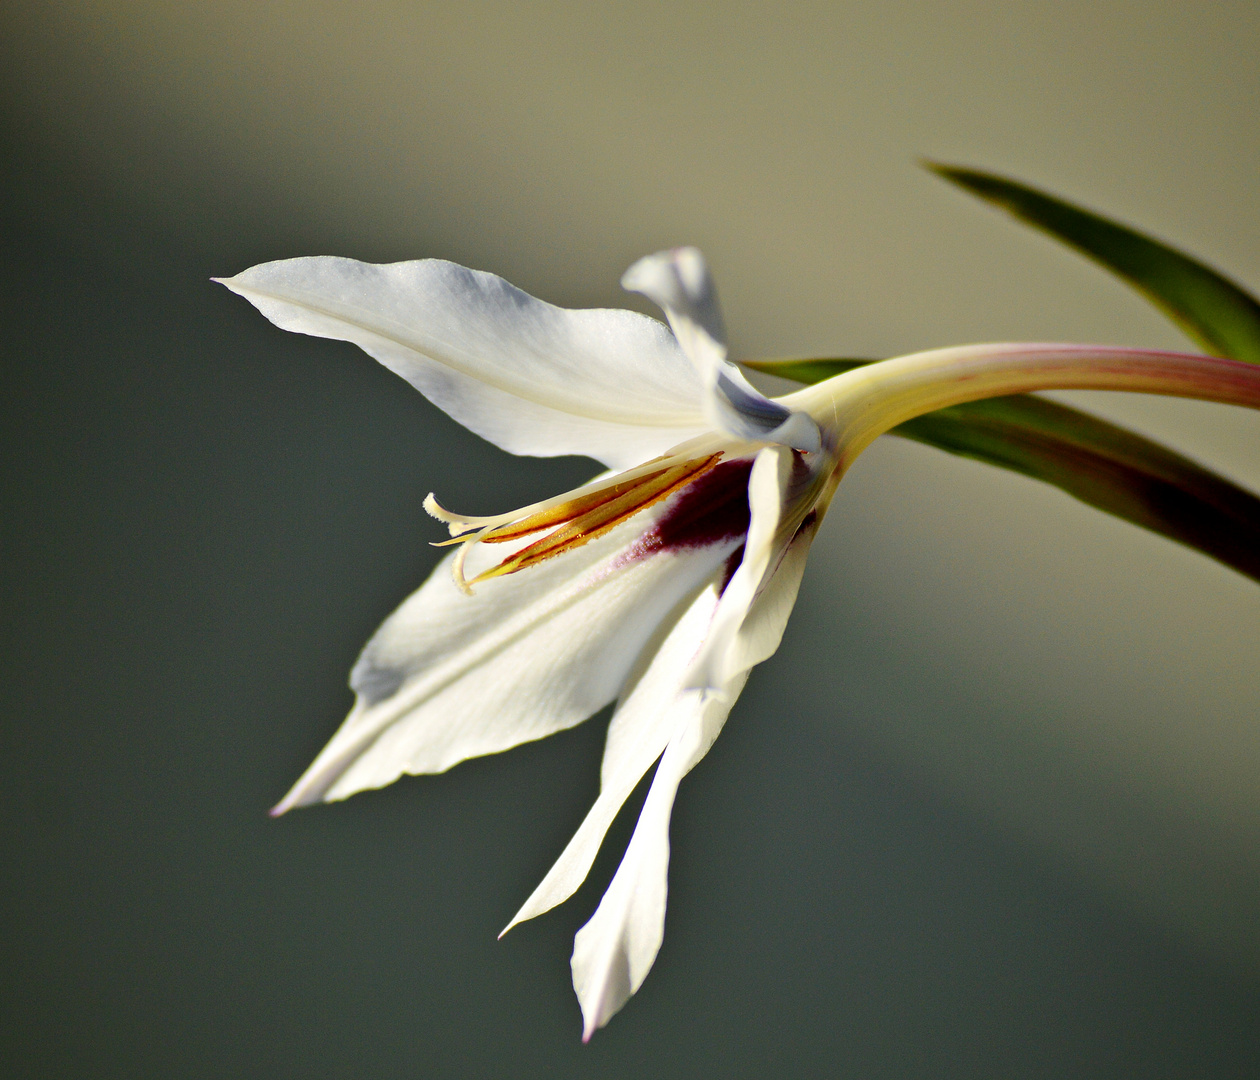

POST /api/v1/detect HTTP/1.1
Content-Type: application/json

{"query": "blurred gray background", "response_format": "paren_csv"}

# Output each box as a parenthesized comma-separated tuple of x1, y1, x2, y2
(2, 2, 1258, 1076)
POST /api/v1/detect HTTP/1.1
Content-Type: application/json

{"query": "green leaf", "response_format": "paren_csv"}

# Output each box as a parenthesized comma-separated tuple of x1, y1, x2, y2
(926, 163, 1260, 365)
(746, 358, 1260, 584)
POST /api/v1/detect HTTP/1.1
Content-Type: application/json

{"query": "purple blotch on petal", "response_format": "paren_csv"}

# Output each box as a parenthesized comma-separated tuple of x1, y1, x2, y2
(719, 544, 746, 595)
(636, 457, 755, 557)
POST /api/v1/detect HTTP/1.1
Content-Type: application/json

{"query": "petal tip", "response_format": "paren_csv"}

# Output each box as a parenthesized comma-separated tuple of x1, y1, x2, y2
(620, 247, 713, 312)
(270, 782, 318, 817)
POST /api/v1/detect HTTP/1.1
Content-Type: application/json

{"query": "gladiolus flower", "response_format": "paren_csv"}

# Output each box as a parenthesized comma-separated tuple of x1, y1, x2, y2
(217, 248, 1260, 1037)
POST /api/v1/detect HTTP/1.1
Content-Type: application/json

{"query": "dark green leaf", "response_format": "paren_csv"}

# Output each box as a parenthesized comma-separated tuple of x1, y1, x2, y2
(746, 358, 1260, 584)
(927, 163, 1260, 365)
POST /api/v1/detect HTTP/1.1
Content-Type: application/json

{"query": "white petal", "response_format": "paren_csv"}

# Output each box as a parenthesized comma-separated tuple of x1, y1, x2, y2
(569, 669, 747, 1040)
(685, 444, 796, 692)
(506, 442, 822, 945)
(565, 515, 821, 1037)
(501, 578, 724, 934)
(721, 507, 819, 676)
(621, 249, 820, 453)
(620, 247, 728, 371)
(560, 470, 823, 1037)
(216, 257, 710, 469)
(272, 511, 742, 814)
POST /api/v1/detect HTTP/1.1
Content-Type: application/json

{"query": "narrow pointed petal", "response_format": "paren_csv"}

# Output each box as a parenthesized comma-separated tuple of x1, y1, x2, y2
(501, 580, 723, 933)
(216, 257, 709, 469)
(621, 246, 728, 367)
(571, 669, 747, 1041)
(622, 249, 820, 452)
(273, 515, 740, 814)
(562, 470, 822, 1037)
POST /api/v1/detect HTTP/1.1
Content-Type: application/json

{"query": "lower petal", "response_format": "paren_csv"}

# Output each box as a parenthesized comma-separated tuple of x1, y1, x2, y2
(273, 514, 740, 814)
(570, 668, 749, 1041)
(501, 578, 724, 934)
(566, 504, 823, 1038)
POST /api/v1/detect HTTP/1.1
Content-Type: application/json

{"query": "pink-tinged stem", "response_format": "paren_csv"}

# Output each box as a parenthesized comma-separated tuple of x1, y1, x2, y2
(784, 343, 1260, 472)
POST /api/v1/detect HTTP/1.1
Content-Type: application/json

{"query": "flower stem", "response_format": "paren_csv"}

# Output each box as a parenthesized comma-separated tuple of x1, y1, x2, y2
(784, 343, 1260, 476)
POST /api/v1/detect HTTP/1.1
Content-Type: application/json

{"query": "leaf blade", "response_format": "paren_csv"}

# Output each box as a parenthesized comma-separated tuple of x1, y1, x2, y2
(926, 163, 1260, 365)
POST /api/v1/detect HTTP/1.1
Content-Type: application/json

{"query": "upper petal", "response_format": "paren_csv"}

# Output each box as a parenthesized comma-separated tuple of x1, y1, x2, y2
(621, 248, 821, 453)
(216, 257, 710, 469)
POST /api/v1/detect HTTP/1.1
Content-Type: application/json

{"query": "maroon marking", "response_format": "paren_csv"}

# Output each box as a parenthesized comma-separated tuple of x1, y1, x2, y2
(719, 544, 745, 595)
(717, 504, 816, 597)
(632, 457, 755, 559)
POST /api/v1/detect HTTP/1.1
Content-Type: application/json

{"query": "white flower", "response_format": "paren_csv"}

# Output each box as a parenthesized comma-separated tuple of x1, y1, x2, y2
(218, 247, 834, 1037)
(217, 248, 1260, 1038)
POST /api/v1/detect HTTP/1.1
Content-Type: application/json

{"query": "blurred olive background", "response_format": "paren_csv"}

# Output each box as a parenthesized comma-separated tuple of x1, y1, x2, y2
(2, 2, 1259, 1076)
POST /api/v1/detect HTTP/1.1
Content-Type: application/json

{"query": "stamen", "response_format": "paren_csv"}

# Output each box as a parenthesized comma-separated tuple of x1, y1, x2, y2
(422, 492, 464, 526)
(424, 455, 677, 539)
(478, 464, 696, 544)
(432, 452, 727, 593)
(450, 539, 474, 595)
(466, 455, 721, 586)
